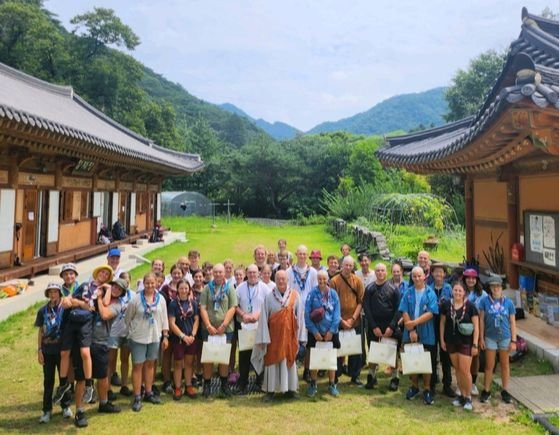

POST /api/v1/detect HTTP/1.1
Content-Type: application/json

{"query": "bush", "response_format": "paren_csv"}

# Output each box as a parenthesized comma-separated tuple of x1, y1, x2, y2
(293, 214, 328, 226)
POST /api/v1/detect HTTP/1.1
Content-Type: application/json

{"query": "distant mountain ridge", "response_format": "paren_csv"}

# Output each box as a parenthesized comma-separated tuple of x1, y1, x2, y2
(307, 87, 448, 135)
(219, 103, 300, 140)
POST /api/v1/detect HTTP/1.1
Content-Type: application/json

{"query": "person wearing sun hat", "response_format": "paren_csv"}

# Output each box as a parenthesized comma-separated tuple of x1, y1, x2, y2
(60, 263, 79, 297)
(309, 250, 326, 273)
(35, 283, 73, 423)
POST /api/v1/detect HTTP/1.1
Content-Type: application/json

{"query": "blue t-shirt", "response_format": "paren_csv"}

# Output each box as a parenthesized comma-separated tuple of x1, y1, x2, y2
(414, 289, 425, 319)
(399, 286, 439, 345)
(169, 298, 199, 338)
(478, 295, 515, 340)
(305, 286, 341, 336)
(431, 282, 452, 303)
(468, 290, 488, 310)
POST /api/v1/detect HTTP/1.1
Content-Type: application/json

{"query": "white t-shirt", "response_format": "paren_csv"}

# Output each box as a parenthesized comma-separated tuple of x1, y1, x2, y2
(356, 269, 376, 288)
(235, 280, 269, 323)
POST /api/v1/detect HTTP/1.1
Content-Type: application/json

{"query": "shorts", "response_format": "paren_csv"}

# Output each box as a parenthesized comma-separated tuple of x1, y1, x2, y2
(200, 329, 234, 343)
(61, 318, 93, 350)
(446, 342, 472, 356)
(307, 332, 340, 349)
(485, 336, 511, 351)
(107, 336, 128, 349)
(129, 340, 160, 364)
(172, 340, 197, 360)
(72, 343, 109, 381)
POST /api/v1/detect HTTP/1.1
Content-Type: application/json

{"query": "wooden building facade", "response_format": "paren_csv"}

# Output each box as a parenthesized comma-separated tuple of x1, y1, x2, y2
(0, 62, 203, 280)
(377, 8, 559, 293)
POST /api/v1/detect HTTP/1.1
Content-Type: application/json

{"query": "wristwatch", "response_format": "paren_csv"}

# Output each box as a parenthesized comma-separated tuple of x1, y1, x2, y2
(472, 344, 478, 348)
(511, 340, 517, 343)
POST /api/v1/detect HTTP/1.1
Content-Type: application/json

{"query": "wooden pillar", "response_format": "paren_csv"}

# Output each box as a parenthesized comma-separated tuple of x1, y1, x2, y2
(464, 175, 474, 262)
(506, 174, 519, 288)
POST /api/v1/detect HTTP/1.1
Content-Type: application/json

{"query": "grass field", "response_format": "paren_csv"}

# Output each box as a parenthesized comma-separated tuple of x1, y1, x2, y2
(0, 217, 549, 433)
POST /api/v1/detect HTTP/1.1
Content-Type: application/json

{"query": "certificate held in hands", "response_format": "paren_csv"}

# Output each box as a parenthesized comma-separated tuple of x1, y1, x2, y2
(337, 329, 362, 357)
(309, 342, 337, 371)
(201, 334, 231, 365)
(367, 340, 398, 367)
(238, 323, 257, 352)
(401, 343, 432, 375)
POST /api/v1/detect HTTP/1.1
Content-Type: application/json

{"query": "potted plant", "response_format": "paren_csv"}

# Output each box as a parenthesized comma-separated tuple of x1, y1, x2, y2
(482, 232, 506, 285)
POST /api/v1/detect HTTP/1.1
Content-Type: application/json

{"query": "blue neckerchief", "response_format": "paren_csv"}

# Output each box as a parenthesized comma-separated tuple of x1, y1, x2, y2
(140, 290, 160, 324)
(117, 289, 133, 320)
(43, 303, 64, 339)
(292, 266, 308, 292)
(320, 288, 334, 312)
(208, 281, 229, 311)
(177, 298, 194, 319)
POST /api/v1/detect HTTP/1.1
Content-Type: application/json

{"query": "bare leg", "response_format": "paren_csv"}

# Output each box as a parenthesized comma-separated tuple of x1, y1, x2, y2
(108, 348, 118, 380)
(144, 360, 155, 393)
(218, 363, 228, 378)
(120, 347, 130, 387)
(162, 347, 172, 383)
(484, 350, 497, 391)
(132, 363, 143, 396)
(173, 359, 182, 388)
(80, 347, 92, 380)
(97, 377, 109, 402)
(184, 355, 194, 386)
(60, 350, 71, 378)
(74, 381, 85, 411)
(499, 349, 511, 390)
(457, 354, 473, 398)
(203, 363, 213, 380)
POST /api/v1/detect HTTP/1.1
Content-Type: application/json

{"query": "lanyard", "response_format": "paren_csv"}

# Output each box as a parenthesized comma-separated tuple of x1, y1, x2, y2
(247, 283, 255, 313)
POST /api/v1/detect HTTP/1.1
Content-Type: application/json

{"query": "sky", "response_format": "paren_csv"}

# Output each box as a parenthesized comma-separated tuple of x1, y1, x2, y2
(48, 0, 552, 131)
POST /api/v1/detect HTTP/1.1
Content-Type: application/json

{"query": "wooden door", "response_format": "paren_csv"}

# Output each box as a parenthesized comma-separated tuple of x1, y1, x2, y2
(22, 189, 38, 262)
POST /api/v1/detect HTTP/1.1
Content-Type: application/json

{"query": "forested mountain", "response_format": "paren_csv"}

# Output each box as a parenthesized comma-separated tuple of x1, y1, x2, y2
(219, 103, 300, 140)
(308, 87, 448, 135)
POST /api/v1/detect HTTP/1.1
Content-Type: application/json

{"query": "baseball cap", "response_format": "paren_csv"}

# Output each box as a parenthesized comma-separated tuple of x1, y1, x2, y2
(107, 248, 121, 258)
(463, 268, 479, 278)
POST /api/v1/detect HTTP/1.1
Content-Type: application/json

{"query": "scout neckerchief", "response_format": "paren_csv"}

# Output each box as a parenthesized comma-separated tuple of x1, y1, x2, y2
(292, 265, 308, 292)
(450, 298, 467, 331)
(62, 281, 77, 297)
(140, 290, 160, 324)
(273, 287, 291, 307)
(43, 302, 63, 339)
(208, 280, 229, 311)
(320, 287, 333, 312)
(177, 297, 194, 319)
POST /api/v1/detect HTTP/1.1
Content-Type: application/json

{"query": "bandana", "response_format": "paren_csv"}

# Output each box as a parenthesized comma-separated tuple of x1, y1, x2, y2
(292, 265, 308, 292)
(140, 290, 161, 324)
(43, 303, 64, 339)
(178, 298, 194, 319)
(208, 280, 229, 311)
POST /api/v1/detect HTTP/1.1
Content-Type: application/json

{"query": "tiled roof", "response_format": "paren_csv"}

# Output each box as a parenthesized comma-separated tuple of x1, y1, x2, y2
(0, 62, 203, 174)
(377, 8, 559, 169)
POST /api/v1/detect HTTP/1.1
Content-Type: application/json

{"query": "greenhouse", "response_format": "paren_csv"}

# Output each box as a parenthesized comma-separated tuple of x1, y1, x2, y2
(161, 191, 212, 217)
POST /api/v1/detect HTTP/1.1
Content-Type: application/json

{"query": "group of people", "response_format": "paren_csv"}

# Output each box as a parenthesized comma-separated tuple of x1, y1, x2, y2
(35, 239, 518, 428)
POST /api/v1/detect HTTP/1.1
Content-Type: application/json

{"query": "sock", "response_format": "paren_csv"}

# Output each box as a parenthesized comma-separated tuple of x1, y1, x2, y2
(134, 394, 141, 401)
(204, 379, 211, 386)
(85, 379, 93, 387)
(472, 374, 477, 383)
(100, 399, 108, 405)
(77, 407, 85, 413)
(59, 377, 68, 386)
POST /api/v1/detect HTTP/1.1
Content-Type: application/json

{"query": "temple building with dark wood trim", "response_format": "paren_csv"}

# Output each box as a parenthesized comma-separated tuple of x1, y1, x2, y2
(0, 62, 203, 281)
(377, 8, 559, 294)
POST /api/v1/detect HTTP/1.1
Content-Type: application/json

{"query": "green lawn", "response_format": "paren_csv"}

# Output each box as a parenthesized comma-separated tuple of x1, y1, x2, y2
(0, 217, 547, 433)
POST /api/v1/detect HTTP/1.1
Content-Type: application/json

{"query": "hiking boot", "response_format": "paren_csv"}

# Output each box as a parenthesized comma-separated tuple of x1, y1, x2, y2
(328, 383, 340, 397)
(110, 372, 122, 386)
(163, 381, 173, 395)
(203, 382, 211, 398)
(463, 397, 473, 411)
(62, 407, 73, 419)
(501, 390, 513, 404)
(152, 384, 160, 396)
(471, 384, 479, 396)
(131, 397, 142, 412)
(480, 390, 491, 403)
(220, 382, 232, 397)
(406, 386, 420, 400)
(107, 389, 117, 402)
(389, 377, 400, 391)
(365, 374, 377, 390)
(306, 383, 317, 398)
(53, 383, 71, 404)
(144, 393, 161, 404)
(185, 385, 198, 399)
(39, 411, 51, 424)
(423, 389, 434, 405)
(350, 377, 363, 386)
(82, 385, 95, 404)
(120, 385, 132, 397)
(98, 401, 121, 413)
(74, 410, 88, 428)
(173, 387, 182, 401)
(443, 384, 456, 398)
(452, 395, 465, 407)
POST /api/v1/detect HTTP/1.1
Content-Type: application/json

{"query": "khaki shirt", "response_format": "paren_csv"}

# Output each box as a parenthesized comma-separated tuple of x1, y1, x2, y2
(330, 273, 364, 322)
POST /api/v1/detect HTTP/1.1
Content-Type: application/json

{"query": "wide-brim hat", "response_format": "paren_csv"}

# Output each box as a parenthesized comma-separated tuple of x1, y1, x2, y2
(59, 263, 79, 278)
(487, 275, 503, 286)
(92, 264, 114, 282)
(430, 262, 447, 273)
(310, 250, 322, 260)
(44, 283, 62, 298)
(109, 278, 128, 294)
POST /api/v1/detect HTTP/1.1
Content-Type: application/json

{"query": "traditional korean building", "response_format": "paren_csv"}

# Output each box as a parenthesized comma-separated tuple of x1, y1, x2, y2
(0, 62, 203, 280)
(377, 8, 559, 294)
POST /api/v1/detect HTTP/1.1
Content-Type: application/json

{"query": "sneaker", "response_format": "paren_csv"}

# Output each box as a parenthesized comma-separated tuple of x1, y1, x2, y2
(39, 411, 51, 424)
(152, 384, 160, 396)
(163, 381, 173, 395)
(98, 401, 121, 413)
(173, 387, 182, 401)
(471, 384, 479, 396)
(328, 383, 340, 397)
(144, 393, 162, 404)
(82, 385, 94, 404)
(306, 383, 317, 398)
(107, 389, 117, 402)
(110, 372, 122, 387)
(203, 382, 211, 398)
(74, 410, 88, 428)
(423, 389, 434, 405)
(120, 385, 132, 397)
(131, 397, 142, 412)
(350, 377, 363, 386)
(463, 397, 473, 411)
(501, 390, 513, 404)
(220, 382, 232, 397)
(480, 390, 491, 403)
(185, 385, 198, 399)
(365, 374, 377, 390)
(452, 396, 465, 407)
(62, 407, 73, 419)
(406, 386, 420, 400)
(389, 377, 400, 391)
(443, 385, 456, 398)
(53, 383, 71, 404)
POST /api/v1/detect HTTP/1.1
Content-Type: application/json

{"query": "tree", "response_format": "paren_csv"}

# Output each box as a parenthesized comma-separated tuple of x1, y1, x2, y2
(70, 7, 140, 59)
(541, 7, 558, 19)
(444, 50, 505, 122)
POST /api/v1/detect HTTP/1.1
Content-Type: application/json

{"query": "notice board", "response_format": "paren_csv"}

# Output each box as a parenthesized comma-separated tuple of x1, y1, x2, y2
(524, 210, 559, 271)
